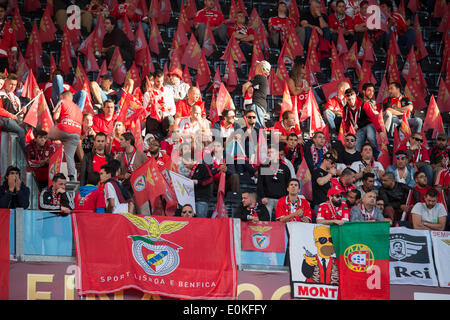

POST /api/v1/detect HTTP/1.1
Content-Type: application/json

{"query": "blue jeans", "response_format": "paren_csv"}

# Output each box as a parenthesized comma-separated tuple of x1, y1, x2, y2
(356, 124, 380, 159)
(324, 109, 341, 132)
(52, 75, 87, 111)
(195, 201, 209, 218)
(0, 117, 26, 154)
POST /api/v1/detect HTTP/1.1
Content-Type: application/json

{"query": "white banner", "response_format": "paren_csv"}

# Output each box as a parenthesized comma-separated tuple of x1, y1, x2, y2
(431, 231, 450, 288)
(389, 227, 438, 287)
(169, 171, 196, 213)
(287, 222, 338, 300)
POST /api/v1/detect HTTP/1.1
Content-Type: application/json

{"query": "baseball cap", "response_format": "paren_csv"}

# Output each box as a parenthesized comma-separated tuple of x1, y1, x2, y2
(257, 60, 271, 75)
(167, 67, 183, 80)
(323, 152, 337, 163)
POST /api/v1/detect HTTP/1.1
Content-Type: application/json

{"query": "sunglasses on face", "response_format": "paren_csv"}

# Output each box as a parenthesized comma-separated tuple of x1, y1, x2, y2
(396, 155, 407, 160)
(182, 210, 193, 214)
(346, 93, 355, 97)
(331, 194, 341, 198)
(413, 137, 423, 142)
(317, 237, 333, 244)
(437, 138, 447, 141)
(246, 116, 256, 119)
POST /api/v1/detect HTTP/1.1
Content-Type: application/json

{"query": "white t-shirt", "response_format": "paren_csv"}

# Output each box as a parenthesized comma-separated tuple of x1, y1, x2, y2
(104, 181, 129, 213)
(350, 160, 384, 187)
(411, 202, 447, 224)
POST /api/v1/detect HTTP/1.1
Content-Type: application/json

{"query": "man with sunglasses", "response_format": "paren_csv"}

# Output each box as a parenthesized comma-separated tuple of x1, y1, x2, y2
(386, 150, 416, 188)
(335, 133, 362, 166)
(400, 132, 433, 186)
(311, 152, 338, 212)
(342, 88, 384, 159)
(180, 204, 195, 218)
(316, 186, 349, 225)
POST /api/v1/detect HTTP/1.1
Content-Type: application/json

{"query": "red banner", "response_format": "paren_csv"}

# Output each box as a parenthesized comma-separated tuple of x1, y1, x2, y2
(72, 213, 237, 299)
(48, 145, 63, 187)
(0, 209, 10, 300)
(241, 221, 286, 253)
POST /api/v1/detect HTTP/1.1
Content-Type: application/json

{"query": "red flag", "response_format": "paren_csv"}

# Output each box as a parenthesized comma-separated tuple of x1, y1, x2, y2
(437, 77, 450, 112)
(358, 60, 376, 93)
(306, 28, 321, 73)
(141, 46, 155, 78)
(117, 91, 145, 125)
(24, 0, 41, 12)
(385, 52, 401, 84)
(330, 43, 345, 81)
(376, 74, 389, 104)
(92, 14, 105, 53)
(223, 53, 238, 92)
(307, 89, 326, 135)
(96, 60, 107, 83)
(181, 34, 202, 69)
(212, 172, 228, 218)
(203, 22, 216, 57)
(23, 90, 54, 132)
(209, 91, 220, 125)
(221, 34, 246, 68)
(287, 0, 300, 25)
(170, 21, 189, 53)
(131, 158, 166, 206)
(59, 27, 74, 75)
(108, 47, 127, 85)
(343, 41, 361, 72)
(407, 0, 420, 13)
(129, 118, 144, 152)
(122, 16, 134, 41)
(434, 0, 447, 18)
(414, 15, 428, 61)
(241, 221, 286, 252)
(72, 57, 87, 92)
(401, 46, 418, 81)
(25, 22, 42, 73)
(399, 111, 411, 144)
(126, 62, 142, 91)
(216, 82, 235, 113)
(72, 212, 237, 298)
(0, 209, 10, 300)
(404, 76, 427, 110)
(135, 22, 148, 67)
(85, 45, 100, 73)
(248, 41, 265, 80)
(148, 17, 163, 55)
(287, 24, 304, 57)
(183, 65, 192, 87)
(336, 28, 348, 56)
(21, 70, 40, 99)
(376, 111, 391, 169)
(16, 51, 30, 83)
(273, 56, 290, 96)
(296, 158, 312, 201)
(321, 78, 351, 101)
(423, 95, 445, 138)
(159, 0, 172, 24)
(11, 6, 26, 42)
(179, 0, 193, 32)
(229, 0, 238, 20)
(196, 51, 211, 90)
(48, 144, 64, 187)
(39, 5, 57, 43)
(279, 81, 294, 121)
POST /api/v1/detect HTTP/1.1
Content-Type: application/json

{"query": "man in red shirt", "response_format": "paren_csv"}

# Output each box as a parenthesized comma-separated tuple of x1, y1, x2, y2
(26, 129, 57, 189)
(47, 91, 83, 181)
(268, 1, 299, 48)
(193, 0, 228, 45)
(80, 132, 114, 186)
(272, 110, 302, 144)
(0, 4, 17, 71)
(275, 178, 313, 223)
(329, 0, 354, 45)
(92, 99, 117, 135)
(175, 86, 206, 119)
(316, 185, 350, 225)
(324, 81, 350, 138)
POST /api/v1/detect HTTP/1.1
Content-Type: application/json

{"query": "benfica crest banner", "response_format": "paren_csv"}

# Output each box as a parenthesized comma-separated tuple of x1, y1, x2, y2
(287, 222, 339, 300)
(241, 221, 285, 253)
(72, 213, 237, 299)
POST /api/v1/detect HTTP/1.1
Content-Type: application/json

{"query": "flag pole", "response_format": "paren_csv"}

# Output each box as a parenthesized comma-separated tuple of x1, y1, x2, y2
(17, 89, 44, 116)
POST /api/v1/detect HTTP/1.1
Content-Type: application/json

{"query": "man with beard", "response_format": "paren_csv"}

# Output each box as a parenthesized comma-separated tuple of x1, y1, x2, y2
(345, 189, 361, 210)
(405, 171, 447, 210)
(411, 188, 447, 231)
(350, 191, 386, 222)
(316, 186, 350, 225)
(237, 190, 270, 222)
(429, 133, 449, 173)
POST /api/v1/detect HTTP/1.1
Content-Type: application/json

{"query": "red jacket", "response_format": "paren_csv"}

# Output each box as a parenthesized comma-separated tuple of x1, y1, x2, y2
(275, 195, 313, 222)
(342, 98, 382, 133)
(326, 95, 346, 116)
(328, 13, 354, 32)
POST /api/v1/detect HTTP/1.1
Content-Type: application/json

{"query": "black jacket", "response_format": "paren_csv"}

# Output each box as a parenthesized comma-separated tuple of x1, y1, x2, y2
(378, 182, 411, 210)
(190, 163, 214, 202)
(236, 201, 270, 221)
(256, 161, 291, 200)
(0, 181, 30, 209)
(39, 187, 74, 213)
(80, 151, 114, 186)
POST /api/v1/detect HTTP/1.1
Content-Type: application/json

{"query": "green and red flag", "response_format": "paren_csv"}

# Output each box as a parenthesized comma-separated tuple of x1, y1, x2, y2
(72, 213, 237, 299)
(330, 222, 390, 300)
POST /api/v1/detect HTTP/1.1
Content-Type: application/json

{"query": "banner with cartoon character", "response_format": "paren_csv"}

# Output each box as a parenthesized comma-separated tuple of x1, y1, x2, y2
(287, 222, 339, 300)
(389, 227, 438, 286)
(431, 231, 450, 288)
(240, 221, 286, 253)
(72, 213, 237, 299)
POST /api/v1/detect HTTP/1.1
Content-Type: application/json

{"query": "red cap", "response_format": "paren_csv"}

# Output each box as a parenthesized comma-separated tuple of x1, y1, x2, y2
(167, 67, 183, 80)
(327, 186, 343, 197)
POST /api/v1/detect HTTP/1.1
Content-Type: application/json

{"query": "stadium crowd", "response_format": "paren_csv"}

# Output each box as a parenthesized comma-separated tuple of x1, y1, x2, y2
(0, 0, 448, 232)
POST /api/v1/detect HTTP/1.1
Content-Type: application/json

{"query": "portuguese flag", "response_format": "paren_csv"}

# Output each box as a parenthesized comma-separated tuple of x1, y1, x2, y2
(330, 222, 390, 300)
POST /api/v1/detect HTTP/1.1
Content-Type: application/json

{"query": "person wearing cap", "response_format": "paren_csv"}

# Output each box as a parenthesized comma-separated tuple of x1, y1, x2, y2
(386, 150, 416, 188)
(311, 151, 338, 212)
(166, 68, 190, 105)
(316, 186, 350, 225)
(275, 178, 312, 223)
(0, 166, 30, 209)
(242, 60, 270, 128)
(342, 87, 385, 160)
(175, 86, 206, 119)
(193, 0, 228, 45)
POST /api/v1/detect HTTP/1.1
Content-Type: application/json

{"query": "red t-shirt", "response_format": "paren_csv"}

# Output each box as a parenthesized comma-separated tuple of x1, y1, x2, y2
(175, 99, 206, 118)
(92, 153, 108, 173)
(316, 201, 350, 221)
(193, 8, 225, 27)
(56, 100, 82, 135)
(275, 195, 313, 222)
(273, 120, 301, 137)
(74, 188, 106, 212)
(268, 16, 296, 43)
(92, 113, 117, 135)
(328, 13, 354, 32)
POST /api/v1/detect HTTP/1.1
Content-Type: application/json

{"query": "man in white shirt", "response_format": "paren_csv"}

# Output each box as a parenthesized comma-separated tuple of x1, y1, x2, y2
(350, 143, 384, 188)
(99, 162, 134, 214)
(411, 188, 447, 231)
